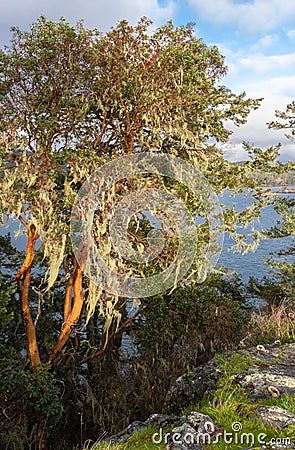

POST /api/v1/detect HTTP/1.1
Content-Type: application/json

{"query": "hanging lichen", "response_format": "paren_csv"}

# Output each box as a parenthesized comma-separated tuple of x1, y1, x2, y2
(0, 16, 279, 373)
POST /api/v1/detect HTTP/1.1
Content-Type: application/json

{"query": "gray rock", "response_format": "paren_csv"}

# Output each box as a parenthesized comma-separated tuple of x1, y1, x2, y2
(164, 357, 222, 414)
(105, 410, 215, 447)
(103, 343, 295, 447)
(146, 413, 171, 427)
(234, 343, 295, 400)
(246, 405, 295, 429)
(165, 423, 202, 450)
(238, 343, 295, 366)
(105, 413, 172, 443)
(164, 412, 216, 449)
(106, 420, 148, 443)
(186, 411, 214, 431)
(163, 343, 295, 416)
(237, 365, 295, 399)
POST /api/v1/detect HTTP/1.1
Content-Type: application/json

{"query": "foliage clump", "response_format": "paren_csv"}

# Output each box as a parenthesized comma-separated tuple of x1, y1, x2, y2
(0, 14, 292, 450)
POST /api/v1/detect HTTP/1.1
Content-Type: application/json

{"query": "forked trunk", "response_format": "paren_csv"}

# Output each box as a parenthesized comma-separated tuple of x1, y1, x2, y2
(16, 219, 47, 449)
(48, 262, 84, 366)
(16, 220, 41, 372)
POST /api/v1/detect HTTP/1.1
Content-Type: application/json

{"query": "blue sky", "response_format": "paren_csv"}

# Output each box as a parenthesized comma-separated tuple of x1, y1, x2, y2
(1, 0, 295, 161)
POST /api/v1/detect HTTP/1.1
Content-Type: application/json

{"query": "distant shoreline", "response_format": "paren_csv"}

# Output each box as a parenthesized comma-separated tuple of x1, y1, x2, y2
(260, 186, 295, 193)
(276, 187, 295, 193)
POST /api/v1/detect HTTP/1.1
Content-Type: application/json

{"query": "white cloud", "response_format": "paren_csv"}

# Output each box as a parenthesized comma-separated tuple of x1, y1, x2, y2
(250, 34, 278, 51)
(0, 0, 176, 43)
(287, 29, 295, 41)
(218, 44, 295, 160)
(218, 43, 295, 95)
(221, 142, 249, 162)
(238, 52, 295, 75)
(188, 0, 295, 34)
(224, 94, 295, 161)
(245, 75, 295, 98)
(282, 143, 295, 162)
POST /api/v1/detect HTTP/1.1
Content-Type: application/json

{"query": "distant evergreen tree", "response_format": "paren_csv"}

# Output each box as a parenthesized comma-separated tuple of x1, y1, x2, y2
(249, 103, 295, 306)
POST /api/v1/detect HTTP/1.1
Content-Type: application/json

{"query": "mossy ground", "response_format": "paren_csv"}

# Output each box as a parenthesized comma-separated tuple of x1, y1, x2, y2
(87, 351, 295, 450)
(83, 426, 163, 450)
(199, 353, 295, 449)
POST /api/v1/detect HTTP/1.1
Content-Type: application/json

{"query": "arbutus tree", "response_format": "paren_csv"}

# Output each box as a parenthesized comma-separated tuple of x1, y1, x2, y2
(0, 17, 101, 375)
(0, 16, 280, 448)
(0, 18, 106, 448)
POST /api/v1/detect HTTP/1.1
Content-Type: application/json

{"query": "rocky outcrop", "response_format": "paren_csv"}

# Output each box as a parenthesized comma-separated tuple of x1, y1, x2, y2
(105, 411, 217, 449)
(244, 405, 295, 429)
(102, 342, 295, 450)
(164, 342, 295, 413)
(164, 412, 216, 450)
(235, 342, 295, 400)
(106, 413, 172, 443)
(163, 357, 222, 414)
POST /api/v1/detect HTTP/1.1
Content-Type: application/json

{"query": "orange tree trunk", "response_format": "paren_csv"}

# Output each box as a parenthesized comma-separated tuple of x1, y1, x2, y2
(16, 219, 47, 449)
(48, 263, 84, 366)
(16, 220, 41, 372)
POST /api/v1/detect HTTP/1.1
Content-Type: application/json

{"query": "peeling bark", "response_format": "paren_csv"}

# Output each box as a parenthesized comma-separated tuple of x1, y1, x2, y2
(48, 263, 84, 366)
(16, 219, 47, 449)
(16, 219, 41, 373)
(64, 274, 74, 322)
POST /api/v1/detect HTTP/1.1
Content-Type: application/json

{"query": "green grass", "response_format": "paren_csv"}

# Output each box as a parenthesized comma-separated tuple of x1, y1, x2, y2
(85, 351, 295, 450)
(260, 393, 295, 414)
(196, 352, 295, 449)
(85, 426, 165, 450)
